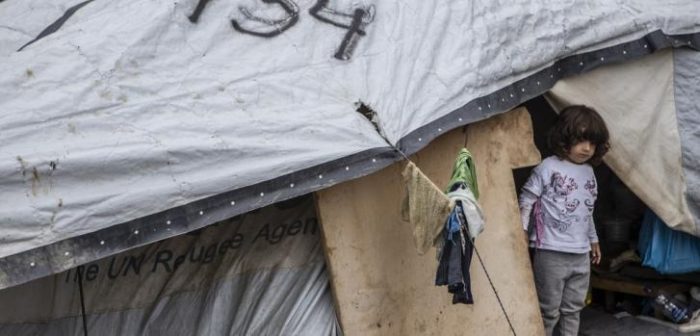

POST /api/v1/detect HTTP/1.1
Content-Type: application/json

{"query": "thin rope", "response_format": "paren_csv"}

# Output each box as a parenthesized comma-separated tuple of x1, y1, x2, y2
(371, 123, 411, 162)
(473, 245, 517, 335)
(76, 266, 89, 336)
(463, 127, 516, 336)
(463, 125, 469, 148)
(356, 103, 413, 163)
(394, 146, 411, 162)
(366, 107, 516, 335)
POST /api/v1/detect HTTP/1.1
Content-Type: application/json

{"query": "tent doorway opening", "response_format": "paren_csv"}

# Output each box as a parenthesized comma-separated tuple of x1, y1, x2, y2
(514, 96, 700, 333)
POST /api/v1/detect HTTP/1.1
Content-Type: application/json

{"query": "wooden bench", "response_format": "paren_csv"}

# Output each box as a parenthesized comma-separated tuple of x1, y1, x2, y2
(591, 273, 691, 312)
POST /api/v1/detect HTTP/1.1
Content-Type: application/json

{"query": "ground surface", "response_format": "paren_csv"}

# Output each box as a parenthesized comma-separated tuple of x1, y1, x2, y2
(579, 307, 700, 336)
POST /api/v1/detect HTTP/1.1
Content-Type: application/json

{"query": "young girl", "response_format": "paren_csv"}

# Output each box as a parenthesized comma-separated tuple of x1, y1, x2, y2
(519, 105, 610, 336)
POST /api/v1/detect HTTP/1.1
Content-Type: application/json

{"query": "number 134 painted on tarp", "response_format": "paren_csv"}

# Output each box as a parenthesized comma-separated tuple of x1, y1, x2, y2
(188, 0, 375, 61)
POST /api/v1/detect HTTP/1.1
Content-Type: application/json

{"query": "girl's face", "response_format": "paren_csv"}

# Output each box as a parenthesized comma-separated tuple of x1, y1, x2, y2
(567, 140, 596, 164)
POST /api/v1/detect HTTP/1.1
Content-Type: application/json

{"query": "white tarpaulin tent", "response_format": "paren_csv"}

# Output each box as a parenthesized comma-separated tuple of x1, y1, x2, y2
(0, 196, 340, 335)
(0, 0, 699, 290)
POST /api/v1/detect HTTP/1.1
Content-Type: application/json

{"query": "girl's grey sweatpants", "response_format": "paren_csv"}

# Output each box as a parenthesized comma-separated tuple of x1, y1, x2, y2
(533, 249, 590, 336)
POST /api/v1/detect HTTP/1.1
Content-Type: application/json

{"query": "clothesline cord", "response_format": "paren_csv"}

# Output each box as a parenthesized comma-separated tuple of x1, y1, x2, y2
(394, 147, 411, 162)
(463, 125, 469, 148)
(473, 245, 517, 335)
(464, 125, 516, 335)
(369, 108, 516, 334)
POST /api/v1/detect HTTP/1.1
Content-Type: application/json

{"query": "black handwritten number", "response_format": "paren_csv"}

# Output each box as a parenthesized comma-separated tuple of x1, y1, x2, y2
(188, 0, 212, 23)
(231, 0, 300, 38)
(309, 0, 374, 60)
(187, 0, 373, 60)
(17, 0, 95, 52)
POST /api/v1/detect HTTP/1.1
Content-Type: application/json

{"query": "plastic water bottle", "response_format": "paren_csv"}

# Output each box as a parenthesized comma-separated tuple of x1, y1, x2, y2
(644, 287, 691, 324)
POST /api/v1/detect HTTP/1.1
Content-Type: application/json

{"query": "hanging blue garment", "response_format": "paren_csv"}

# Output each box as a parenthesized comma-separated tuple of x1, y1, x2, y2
(436, 202, 474, 304)
(638, 210, 700, 274)
(446, 205, 462, 240)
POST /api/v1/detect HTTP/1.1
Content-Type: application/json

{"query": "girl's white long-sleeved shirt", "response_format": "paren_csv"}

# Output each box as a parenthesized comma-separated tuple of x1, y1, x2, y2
(519, 156, 599, 254)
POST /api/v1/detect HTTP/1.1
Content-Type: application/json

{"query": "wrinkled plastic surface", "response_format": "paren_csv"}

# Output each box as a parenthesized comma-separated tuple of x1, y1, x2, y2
(0, 0, 699, 277)
(0, 196, 341, 335)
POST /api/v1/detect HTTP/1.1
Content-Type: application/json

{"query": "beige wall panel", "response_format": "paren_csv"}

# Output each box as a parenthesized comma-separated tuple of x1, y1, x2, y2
(315, 108, 543, 335)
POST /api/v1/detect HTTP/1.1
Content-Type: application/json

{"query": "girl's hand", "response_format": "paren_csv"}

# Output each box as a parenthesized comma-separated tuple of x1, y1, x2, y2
(591, 243, 601, 264)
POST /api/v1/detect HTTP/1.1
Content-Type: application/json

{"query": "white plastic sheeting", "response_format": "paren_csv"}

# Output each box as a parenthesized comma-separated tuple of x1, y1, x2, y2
(0, 0, 699, 288)
(0, 196, 340, 335)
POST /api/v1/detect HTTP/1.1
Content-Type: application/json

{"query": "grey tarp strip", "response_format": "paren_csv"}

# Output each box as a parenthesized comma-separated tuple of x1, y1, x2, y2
(1, 30, 698, 290)
(397, 30, 700, 155)
(0, 147, 399, 290)
(673, 48, 700, 236)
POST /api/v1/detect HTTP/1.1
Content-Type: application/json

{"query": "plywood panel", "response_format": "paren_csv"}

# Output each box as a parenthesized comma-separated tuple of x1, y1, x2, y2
(315, 108, 543, 335)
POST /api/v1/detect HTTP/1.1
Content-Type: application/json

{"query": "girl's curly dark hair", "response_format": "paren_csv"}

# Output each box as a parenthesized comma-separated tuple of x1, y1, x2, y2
(547, 105, 610, 166)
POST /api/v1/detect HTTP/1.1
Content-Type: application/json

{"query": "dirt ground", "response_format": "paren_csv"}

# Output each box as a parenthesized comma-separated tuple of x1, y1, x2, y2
(579, 306, 700, 336)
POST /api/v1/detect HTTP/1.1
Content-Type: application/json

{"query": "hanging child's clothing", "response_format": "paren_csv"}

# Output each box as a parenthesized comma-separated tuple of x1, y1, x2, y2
(448, 185, 484, 240)
(435, 149, 484, 304)
(401, 162, 454, 255)
(436, 200, 475, 304)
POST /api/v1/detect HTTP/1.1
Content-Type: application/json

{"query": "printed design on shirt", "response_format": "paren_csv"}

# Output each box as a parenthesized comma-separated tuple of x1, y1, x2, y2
(544, 170, 585, 233)
(549, 172, 578, 201)
(547, 198, 580, 233)
(584, 199, 595, 212)
(564, 198, 580, 213)
(584, 179, 597, 198)
(549, 215, 573, 233)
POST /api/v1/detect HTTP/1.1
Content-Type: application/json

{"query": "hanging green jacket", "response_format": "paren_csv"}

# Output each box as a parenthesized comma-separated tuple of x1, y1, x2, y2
(446, 148, 479, 199)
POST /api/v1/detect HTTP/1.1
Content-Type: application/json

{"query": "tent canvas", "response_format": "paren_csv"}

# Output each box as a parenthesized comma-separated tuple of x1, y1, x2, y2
(0, 0, 699, 292)
(547, 48, 700, 236)
(0, 195, 342, 335)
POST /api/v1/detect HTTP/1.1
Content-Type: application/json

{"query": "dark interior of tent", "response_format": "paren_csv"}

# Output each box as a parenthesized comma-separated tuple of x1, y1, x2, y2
(514, 96, 700, 328)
